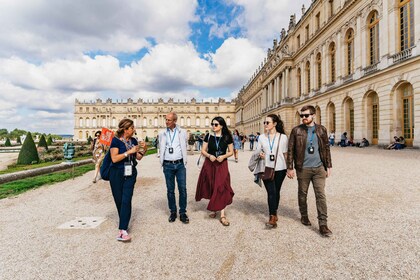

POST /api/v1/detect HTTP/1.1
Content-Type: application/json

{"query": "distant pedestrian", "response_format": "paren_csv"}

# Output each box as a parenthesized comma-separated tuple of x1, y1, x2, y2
(286, 105, 333, 237)
(248, 133, 256, 150)
(195, 116, 234, 226)
(328, 131, 335, 146)
(109, 118, 147, 242)
(233, 130, 241, 162)
(91, 130, 106, 183)
(158, 112, 190, 224)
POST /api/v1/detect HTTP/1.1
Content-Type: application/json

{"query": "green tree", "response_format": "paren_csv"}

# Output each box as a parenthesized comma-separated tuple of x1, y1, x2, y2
(16, 137, 22, 144)
(10, 128, 27, 140)
(17, 132, 39, 164)
(0, 129, 8, 138)
(5, 137, 12, 147)
(47, 136, 53, 145)
(38, 134, 48, 150)
(145, 136, 149, 142)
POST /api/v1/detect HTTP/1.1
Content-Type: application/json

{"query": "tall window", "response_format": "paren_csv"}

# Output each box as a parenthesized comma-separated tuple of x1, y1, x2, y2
(346, 29, 354, 75)
(315, 13, 320, 31)
(372, 95, 379, 140)
(329, 43, 336, 83)
(402, 85, 414, 141)
(297, 35, 301, 48)
(329, 0, 334, 18)
(316, 53, 322, 89)
(368, 11, 380, 65)
(306, 62, 311, 94)
(297, 68, 302, 97)
(399, 0, 414, 51)
(305, 25, 310, 42)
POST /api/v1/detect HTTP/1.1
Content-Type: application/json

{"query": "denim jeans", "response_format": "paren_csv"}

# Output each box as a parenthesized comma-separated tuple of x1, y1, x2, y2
(109, 167, 137, 230)
(163, 161, 187, 214)
(262, 170, 287, 215)
(296, 166, 328, 226)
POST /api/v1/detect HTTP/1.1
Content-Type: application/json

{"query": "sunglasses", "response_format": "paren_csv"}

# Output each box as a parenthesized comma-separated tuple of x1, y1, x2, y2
(210, 123, 219, 127)
(300, 114, 313, 118)
(95, 134, 100, 137)
(263, 121, 272, 125)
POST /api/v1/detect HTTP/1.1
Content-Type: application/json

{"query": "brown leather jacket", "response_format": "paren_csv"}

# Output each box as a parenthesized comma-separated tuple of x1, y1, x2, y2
(287, 124, 332, 171)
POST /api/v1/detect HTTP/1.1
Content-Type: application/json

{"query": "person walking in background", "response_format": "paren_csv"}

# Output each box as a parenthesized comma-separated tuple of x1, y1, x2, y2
(109, 118, 147, 242)
(248, 133, 256, 150)
(158, 112, 189, 224)
(286, 105, 333, 237)
(232, 130, 241, 162)
(195, 116, 234, 226)
(340, 132, 347, 147)
(153, 135, 159, 157)
(254, 114, 288, 228)
(91, 130, 106, 183)
(328, 131, 335, 146)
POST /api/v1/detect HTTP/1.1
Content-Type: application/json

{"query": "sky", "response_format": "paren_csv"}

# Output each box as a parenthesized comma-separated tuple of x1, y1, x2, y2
(0, 0, 312, 134)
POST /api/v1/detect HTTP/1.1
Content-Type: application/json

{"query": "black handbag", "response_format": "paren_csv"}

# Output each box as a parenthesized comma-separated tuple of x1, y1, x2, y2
(261, 134, 281, 181)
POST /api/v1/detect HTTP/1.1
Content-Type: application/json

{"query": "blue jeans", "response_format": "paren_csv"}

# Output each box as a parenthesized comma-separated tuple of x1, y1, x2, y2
(109, 167, 137, 230)
(163, 161, 187, 214)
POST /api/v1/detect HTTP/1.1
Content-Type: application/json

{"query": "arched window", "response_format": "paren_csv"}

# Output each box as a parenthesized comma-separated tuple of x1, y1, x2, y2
(154, 117, 158, 126)
(368, 11, 380, 65)
(143, 117, 147, 127)
(196, 117, 200, 126)
(297, 68, 302, 97)
(180, 117, 185, 126)
(306, 62, 311, 94)
(329, 43, 336, 83)
(316, 53, 322, 89)
(346, 29, 354, 75)
(86, 118, 90, 128)
(79, 118, 83, 128)
(112, 117, 116, 127)
(399, 0, 414, 51)
(92, 118, 97, 127)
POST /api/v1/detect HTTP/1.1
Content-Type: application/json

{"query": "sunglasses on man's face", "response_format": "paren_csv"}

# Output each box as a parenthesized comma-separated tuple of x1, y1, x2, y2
(211, 123, 219, 127)
(300, 114, 313, 118)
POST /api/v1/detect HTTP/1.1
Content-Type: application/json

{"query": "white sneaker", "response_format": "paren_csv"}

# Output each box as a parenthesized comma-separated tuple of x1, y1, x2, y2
(116, 230, 131, 242)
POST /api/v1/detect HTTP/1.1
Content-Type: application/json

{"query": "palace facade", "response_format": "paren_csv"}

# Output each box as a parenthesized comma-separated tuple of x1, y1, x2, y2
(74, 98, 236, 140)
(235, 0, 419, 147)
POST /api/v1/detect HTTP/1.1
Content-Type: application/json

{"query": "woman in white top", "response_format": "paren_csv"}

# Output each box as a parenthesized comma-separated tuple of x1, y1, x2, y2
(255, 114, 288, 228)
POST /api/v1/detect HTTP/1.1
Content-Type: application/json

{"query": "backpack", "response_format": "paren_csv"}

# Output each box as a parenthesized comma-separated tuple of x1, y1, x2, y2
(100, 150, 112, 181)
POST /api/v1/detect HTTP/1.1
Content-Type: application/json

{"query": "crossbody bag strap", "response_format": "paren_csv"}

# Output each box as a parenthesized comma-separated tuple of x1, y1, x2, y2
(273, 134, 281, 167)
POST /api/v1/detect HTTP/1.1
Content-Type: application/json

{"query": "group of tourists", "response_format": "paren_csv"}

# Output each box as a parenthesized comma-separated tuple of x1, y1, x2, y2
(102, 105, 333, 242)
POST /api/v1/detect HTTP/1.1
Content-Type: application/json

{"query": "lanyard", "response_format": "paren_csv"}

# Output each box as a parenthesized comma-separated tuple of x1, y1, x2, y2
(309, 127, 315, 147)
(167, 128, 177, 147)
(267, 133, 277, 154)
(120, 138, 133, 163)
(214, 132, 221, 151)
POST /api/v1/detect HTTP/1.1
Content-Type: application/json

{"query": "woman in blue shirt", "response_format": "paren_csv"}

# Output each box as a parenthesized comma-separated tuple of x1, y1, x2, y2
(109, 118, 147, 242)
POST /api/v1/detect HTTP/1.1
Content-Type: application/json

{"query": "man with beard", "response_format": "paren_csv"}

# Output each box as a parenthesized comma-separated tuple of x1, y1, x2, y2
(286, 105, 333, 237)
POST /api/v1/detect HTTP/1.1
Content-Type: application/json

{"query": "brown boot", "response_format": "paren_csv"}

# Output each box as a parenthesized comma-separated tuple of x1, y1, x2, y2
(274, 214, 278, 221)
(266, 215, 277, 228)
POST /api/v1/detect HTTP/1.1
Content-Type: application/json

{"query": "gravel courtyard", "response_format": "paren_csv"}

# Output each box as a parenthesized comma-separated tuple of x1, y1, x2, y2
(0, 147, 419, 279)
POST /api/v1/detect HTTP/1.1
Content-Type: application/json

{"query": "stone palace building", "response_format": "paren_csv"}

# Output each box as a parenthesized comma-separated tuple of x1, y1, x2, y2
(74, 98, 235, 140)
(235, 0, 419, 147)
(74, 0, 419, 147)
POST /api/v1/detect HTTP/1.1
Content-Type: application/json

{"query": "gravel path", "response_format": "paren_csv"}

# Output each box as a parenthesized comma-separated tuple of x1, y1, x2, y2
(0, 147, 419, 279)
(0, 153, 18, 171)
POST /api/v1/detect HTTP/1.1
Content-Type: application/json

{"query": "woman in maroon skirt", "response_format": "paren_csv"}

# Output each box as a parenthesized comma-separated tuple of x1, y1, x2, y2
(195, 116, 234, 226)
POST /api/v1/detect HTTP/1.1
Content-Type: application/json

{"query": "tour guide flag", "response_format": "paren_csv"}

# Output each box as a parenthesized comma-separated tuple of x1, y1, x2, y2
(99, 128, 114, 146)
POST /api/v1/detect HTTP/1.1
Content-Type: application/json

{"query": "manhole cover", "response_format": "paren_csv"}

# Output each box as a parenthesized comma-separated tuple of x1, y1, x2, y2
(57, 217, 106, 229)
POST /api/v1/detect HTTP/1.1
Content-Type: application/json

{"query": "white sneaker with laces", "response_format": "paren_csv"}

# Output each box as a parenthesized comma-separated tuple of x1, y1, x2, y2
(116, 230, 131, 242)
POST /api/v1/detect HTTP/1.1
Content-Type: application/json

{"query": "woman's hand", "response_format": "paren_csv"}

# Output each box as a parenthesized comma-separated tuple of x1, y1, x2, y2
(216, 156, 224, 163)
(209, 155, 216, 162)
(128, 145, 139, 155)
(259, 152, 265, 159)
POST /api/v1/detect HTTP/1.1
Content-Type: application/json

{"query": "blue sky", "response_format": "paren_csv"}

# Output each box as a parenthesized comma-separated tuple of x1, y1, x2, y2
(0, 0, 312, 134)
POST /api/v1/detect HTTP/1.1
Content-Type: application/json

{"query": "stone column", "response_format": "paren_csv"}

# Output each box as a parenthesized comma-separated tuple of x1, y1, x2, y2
(336, 31, 342, 79)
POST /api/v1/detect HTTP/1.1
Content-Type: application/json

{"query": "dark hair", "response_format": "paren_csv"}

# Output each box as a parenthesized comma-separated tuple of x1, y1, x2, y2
(116, 118, 134, 137)
(266, 114, 285, 134)
(234, 129, 239, 135)
(212, 116, 233, 143)
(94, 130, 101, 137)
(301, 105, 316, 114)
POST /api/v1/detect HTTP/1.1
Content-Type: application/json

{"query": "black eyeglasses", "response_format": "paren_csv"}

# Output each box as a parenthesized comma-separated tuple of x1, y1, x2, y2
(95, 134, 100, 137)
(300, 114, 313, 118)
(211, 123, 219, 127)
(263, 121, 272, 125)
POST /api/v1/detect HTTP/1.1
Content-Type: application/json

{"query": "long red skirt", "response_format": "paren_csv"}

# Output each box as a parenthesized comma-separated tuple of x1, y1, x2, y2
(195, 158, 234, 211)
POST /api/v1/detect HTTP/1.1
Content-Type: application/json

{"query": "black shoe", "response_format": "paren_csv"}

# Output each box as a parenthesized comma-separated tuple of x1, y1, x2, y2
(301, 216, 312, 226)
(168, 212, 177, 223)
(319, 225, 332, 237)
(180, 213, 189, 224)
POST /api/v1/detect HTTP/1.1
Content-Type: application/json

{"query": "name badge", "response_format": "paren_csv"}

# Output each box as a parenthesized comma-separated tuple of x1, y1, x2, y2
(308, 146, 315, 154)
(124, 162, 133, 176)
(215, 151, 222, 157)
(269, 154, 275, 161)
(169, 147, 174, 154)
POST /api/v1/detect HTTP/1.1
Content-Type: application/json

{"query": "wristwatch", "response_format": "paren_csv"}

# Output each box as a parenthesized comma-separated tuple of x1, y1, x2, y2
(124, 152, 128, 157)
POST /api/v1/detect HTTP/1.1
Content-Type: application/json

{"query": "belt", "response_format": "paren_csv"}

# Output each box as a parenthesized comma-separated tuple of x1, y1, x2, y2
(164, 159, 183, 164)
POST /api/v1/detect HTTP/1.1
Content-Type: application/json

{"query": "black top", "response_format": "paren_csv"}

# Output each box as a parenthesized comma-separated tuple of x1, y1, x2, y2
(204, 133, 232, 157)
(110, 137, 138, 168)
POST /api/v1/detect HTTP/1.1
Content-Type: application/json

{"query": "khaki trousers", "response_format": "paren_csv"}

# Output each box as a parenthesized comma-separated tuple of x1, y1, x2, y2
(296, 166, 328, 226)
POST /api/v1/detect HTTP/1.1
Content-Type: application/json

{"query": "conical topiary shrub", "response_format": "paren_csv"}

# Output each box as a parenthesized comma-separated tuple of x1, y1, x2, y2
(87, 136, 93, 145)
(17, 137, 21, 144)
(17, 132, 39, 164)
(38, 134, 48, 150)
(47, 136, 53, 145)
(5, 137, 11, 147)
